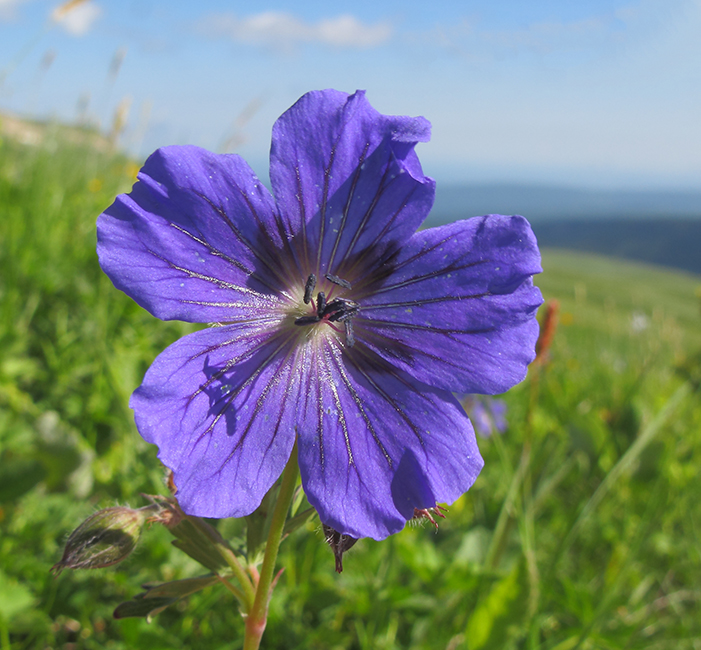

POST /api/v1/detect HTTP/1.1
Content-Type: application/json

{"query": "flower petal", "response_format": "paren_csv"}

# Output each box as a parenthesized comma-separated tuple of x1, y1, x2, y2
(357, 215, 543, 394)
(297, 343, 483, 540)
(269, 89, 435, 281)
(130, 324, 300, 518)
(97, 146, 291, 323)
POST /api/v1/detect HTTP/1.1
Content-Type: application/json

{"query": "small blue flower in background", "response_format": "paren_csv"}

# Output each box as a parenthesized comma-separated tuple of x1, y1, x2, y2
(97, 89, 542, 541)
(460, 396, 508, 438)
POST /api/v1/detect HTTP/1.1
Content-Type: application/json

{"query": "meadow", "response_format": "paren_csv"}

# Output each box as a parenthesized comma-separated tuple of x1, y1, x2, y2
(1, 126, 700, 650)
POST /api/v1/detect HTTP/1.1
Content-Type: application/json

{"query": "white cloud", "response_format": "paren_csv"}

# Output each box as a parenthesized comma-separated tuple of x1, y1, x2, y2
(198, 11, 392, 50)
(52, 0, 101, 37)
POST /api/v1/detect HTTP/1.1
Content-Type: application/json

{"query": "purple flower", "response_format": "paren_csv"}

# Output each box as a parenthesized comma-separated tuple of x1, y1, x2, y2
(97, 90, 542, 541)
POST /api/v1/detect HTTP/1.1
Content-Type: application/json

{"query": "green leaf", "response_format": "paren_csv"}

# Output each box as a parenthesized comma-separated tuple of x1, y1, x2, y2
(465, 559, 529, 650)
(113, 575, 220, 621)
(113, 594, 176, 622)
(143, 575, 219, 599)
(0, 570, 35, 621)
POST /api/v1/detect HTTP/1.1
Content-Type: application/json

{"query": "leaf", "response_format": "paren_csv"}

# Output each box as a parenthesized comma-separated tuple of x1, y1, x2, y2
(143, 575, 219, 599)
(465, 558, 529, 650)
(113, 575, 219, 621)
(113, 594, 176, 622)
(0, 570, 35, 620)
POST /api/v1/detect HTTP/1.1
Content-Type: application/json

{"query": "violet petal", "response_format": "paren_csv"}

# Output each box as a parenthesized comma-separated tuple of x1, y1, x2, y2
(97, 146, 288, 323)
(269, 89, 435, 279)
(297, 344, 483, 540)
(130, 323, 299, 518)
(358, 215, 543, 393)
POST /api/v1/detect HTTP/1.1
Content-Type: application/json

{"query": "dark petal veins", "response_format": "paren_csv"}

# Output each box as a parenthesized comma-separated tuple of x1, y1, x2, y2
(269, 90, 435, 278)
(297, 344, 483, 540)
(358, 215, 544, 394)
(130, 324, 299, 518)
(97, 146, 289, 323)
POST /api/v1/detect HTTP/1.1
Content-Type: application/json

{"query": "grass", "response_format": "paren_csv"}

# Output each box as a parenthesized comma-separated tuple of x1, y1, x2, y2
(1, 131, 700, 649)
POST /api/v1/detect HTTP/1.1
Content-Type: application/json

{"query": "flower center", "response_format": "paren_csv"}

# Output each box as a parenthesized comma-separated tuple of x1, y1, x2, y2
(293, 273, 359, 347)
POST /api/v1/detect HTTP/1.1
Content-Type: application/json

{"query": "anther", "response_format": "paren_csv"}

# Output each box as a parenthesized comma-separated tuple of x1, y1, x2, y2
(325, 273, 352, 290)
(294, 315, 320, 326)
(303, 274, 316, 304)
(316, 291, 327, 315)
(322, 298, 359, 322)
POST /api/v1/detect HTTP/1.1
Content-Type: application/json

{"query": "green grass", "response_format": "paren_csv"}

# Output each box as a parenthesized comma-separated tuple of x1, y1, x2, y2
(1, 132, 700, 650)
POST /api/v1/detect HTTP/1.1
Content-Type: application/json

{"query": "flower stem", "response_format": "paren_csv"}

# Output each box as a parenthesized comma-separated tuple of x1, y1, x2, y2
(243, 442, 299, 650)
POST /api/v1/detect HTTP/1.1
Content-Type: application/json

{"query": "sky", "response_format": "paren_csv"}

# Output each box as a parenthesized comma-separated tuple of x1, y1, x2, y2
(0, 0, 699, 190)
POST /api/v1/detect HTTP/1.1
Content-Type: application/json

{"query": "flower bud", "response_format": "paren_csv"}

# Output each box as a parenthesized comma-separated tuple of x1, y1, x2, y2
(52, 506, 149, 574)
(535, 299, 559, 364)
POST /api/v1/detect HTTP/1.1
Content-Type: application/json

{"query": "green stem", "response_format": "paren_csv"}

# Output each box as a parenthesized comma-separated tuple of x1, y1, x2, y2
(216, 575, 247, 604)
(214, 541, 256, 608)
(243, 442, 299, 650)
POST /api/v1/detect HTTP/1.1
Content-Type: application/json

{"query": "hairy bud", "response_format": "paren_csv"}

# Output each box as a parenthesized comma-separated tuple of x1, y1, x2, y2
(52, 506, 151, 574)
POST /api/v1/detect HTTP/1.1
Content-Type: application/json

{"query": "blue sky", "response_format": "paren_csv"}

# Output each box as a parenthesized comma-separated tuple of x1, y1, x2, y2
(0, 0, 699, 190)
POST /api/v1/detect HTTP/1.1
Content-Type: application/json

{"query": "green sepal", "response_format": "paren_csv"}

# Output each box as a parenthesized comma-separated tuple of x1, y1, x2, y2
(168, 517, 230, 573)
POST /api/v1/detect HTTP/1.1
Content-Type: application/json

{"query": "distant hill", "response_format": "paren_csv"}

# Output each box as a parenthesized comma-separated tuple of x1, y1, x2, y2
(429, 183, 701, 225)
(533, 219, 701, 276)
(427, 183, 701, 276)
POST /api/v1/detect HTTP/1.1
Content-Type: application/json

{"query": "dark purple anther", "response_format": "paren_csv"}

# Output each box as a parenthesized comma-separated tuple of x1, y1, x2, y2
(316, 291, 327, 315)
(325, 273, 352, 290)
(294, 315, 320, 326)
(324, 298, 359, 322)
(303, 273, 316, 304)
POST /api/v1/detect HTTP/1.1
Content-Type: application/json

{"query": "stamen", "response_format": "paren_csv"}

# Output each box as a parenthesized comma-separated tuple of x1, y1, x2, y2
(325, 273, 352, 290)
(323, 298, 359, 323)
(303, 274, 316, 304)
(332, 308, 358, 323)
(316, 291, 327, 315)
(294, 315, 320, 326)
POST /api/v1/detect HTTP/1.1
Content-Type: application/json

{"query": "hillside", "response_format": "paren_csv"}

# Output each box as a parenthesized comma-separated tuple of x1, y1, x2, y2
(2, 119, 701, 650)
